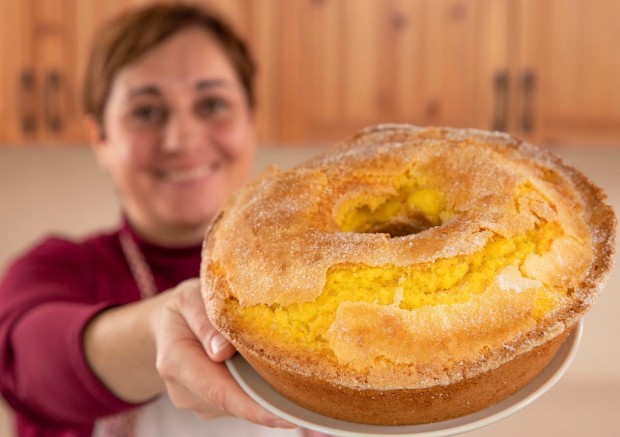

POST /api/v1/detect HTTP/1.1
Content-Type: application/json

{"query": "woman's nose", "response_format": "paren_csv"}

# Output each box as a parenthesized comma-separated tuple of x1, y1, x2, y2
(162, 112, 205, 153)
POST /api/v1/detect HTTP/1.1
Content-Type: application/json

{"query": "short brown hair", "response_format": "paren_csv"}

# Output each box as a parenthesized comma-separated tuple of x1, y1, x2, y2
(83, 4, 256, 123)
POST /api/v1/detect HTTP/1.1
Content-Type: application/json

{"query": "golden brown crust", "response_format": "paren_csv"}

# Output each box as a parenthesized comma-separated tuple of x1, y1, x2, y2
(201, 124, 616, 424)
(241, 328, 571, 425)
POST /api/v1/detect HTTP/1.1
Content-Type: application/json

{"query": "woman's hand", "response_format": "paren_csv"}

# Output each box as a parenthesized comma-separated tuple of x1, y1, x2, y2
(84, 278, 296, 429)
(151, 279, 296, 428)
(156, 280, 339, 436)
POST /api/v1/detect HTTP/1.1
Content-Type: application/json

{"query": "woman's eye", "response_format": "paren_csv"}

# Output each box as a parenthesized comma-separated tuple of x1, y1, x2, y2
(196, 98, 230, 118)
(130, 105, 166, 124)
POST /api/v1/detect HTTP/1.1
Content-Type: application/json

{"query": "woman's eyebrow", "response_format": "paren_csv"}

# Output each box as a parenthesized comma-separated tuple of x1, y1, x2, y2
(195, 79, 229, 90)
(126, 80, 229, 99)
(128, 85, 161, 98)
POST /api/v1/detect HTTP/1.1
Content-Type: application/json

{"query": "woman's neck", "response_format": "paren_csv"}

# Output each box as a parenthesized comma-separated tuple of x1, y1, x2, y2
(126, 216, 207, 248)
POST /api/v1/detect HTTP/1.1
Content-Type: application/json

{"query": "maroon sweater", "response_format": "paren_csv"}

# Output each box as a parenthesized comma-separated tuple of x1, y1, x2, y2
(0, 221, 202, 436)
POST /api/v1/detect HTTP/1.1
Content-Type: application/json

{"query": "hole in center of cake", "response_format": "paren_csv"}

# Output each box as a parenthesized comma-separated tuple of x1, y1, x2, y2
(335, 183, 449, 237)
(358, 213, 435, 237)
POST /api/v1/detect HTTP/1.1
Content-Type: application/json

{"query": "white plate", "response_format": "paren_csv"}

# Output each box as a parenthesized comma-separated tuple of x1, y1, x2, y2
(226, 321, 583, 437)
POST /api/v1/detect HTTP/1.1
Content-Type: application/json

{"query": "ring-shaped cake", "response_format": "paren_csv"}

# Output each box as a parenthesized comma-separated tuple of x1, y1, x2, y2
(201, 125, 615, 425)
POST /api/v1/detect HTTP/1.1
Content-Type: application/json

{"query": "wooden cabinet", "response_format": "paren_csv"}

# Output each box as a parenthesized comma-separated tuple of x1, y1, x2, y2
(510, 0, 620, 145)
(0, 0, 164, 145)
(274, 0, 508, 143)
(0, 0, 618, 146)
(0, 0, 41, 143)
(268, 0, 620, 145)
(0, 0, 85, 144)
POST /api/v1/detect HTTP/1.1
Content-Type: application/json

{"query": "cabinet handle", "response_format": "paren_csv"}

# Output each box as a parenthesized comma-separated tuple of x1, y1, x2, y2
(521, 70, 536, 134)
(492, 70, 509, 132)
(19, 70, 37, 135)
(44, 70, 63, 133)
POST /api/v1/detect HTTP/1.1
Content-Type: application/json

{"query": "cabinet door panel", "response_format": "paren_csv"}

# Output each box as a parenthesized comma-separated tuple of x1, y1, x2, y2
(518, 0, 620, 145)
(296, 0, 506, 143)
(0, 0, 36, 143)
(424, 0, 478, 126)
(34, 0, 82, 143)
(580, 0, 620, 123)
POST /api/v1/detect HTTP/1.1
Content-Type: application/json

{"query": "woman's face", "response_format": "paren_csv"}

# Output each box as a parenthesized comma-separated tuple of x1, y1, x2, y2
(91, 27, 256, 246)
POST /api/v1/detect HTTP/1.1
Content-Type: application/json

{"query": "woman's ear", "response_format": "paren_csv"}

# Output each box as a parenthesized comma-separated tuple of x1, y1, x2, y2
(84, 114, 109, 171)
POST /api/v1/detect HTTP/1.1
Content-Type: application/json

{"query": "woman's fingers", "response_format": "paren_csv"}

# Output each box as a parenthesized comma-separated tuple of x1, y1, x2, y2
(172, 279, 236, 361)
(152, 279, 296, 429)
(159, 325, 294, 427)
(206, 332, 236, 361)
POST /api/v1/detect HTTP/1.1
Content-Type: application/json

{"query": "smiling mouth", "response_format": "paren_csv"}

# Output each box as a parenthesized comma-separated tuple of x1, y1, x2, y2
(157, 164, 218, 182)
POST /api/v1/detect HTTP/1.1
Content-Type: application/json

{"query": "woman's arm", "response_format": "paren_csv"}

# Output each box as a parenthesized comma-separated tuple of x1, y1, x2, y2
(0, 238, 139, 425)
(82, 290, 166, 403)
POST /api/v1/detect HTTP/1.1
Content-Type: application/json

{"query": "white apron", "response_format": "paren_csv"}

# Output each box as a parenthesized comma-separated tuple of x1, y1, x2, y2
(93, 393, 302, 437)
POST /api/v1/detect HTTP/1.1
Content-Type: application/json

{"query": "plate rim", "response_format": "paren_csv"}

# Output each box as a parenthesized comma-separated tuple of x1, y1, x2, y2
(226, 321, 583, 437)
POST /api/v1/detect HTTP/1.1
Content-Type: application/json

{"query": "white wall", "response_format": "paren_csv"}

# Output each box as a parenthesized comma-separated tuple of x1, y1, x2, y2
(0, 146, 322, 269)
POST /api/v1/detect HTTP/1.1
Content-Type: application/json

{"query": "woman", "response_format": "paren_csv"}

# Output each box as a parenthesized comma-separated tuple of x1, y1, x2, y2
(0, 5, 322, 437)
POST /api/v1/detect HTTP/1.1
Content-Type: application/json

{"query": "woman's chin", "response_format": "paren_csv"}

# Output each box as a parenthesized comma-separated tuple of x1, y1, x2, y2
(156, 211, 214, 240)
